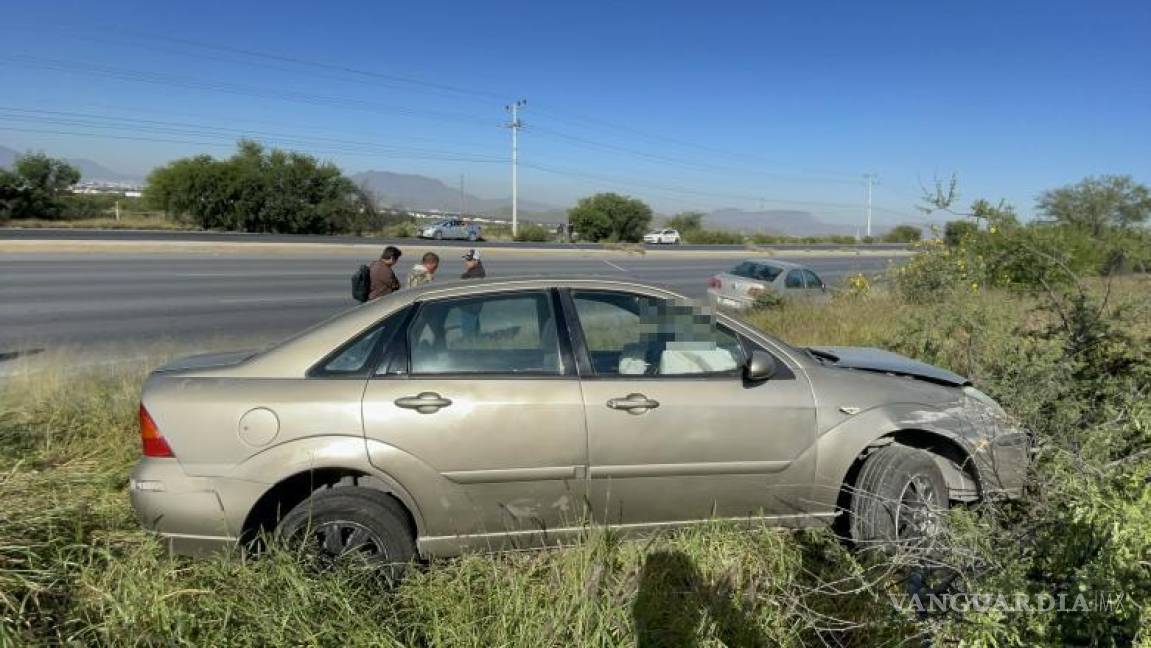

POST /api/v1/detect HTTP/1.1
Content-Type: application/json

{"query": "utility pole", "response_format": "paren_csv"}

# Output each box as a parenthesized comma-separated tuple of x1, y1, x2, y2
(458, 174, 465, 219)
(863, 173, 878, 238)
(506, 99, 526, 237)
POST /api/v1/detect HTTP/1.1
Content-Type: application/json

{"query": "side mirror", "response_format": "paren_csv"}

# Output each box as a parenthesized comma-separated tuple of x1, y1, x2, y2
(744, 350, 777, 382)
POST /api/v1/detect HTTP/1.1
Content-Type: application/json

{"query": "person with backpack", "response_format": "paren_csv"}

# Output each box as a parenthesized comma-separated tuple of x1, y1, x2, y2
(460, 249, 486, 279)
(407, 251, 440, 288)
(352, 246, 402, 302)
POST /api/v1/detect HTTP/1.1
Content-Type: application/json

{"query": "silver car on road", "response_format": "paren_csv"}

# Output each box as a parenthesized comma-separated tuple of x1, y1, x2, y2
(708, 259, 829, 309)
(130, 277, 1027, 570)
(419, 218, 481, 241)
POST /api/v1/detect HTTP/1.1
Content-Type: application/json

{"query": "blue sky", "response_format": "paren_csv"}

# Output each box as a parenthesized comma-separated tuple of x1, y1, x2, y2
(1, 0, 1148, 226)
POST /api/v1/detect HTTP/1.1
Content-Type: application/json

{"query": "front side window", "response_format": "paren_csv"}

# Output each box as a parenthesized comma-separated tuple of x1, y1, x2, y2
(407, 292, 562, 375)
(802, 269, 823, 289)
(571, 291, 743, 377)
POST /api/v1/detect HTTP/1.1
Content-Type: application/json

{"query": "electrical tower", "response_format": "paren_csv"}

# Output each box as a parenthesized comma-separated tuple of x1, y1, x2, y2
(506, 99, 526, 237)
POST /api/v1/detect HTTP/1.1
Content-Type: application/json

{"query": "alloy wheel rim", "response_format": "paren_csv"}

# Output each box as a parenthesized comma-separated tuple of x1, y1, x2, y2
(895, 474, 940, 540)
(306, 520, 388, 562)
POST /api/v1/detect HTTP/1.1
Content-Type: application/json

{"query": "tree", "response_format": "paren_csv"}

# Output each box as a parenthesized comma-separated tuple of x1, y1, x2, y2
(567, 193, 652, 242)
(1037, 175, 1151, 237)
(883, 224, 922, 243)
(0, 152, 81, 221)
(943, 220, 979, 247)
(665, 211, 704, 232)
(145, 140, 376, 234)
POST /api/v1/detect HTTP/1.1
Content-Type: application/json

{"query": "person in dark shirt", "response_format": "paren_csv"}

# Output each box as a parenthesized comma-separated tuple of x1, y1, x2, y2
(460, 248, 486, 279)
(368, 246, 402, 300)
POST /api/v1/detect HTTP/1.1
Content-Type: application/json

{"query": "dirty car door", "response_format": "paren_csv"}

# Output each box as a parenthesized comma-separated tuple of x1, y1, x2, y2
(361, 289, 587, 545)
(565, 290, 817, 527)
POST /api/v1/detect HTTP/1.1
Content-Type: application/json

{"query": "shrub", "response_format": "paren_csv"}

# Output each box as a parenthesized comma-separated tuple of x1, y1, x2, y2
(943, 219, 978, 247)
(882, 225, 922, 243)
(145, 140, 374, 234)
(681, 228, 743, 245)
(567, 193, 652, 242)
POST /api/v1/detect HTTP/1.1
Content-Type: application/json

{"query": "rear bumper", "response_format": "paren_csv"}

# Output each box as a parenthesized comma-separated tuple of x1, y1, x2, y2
(707, 289, 752, 310)
(130, 458, 263, 556)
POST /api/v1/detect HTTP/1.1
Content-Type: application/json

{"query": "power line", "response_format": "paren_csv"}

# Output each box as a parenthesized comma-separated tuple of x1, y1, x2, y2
(5, 19, 508, 104)
(11, 21, 887, 186)
(0, 107, 503, 161)
(0, 54, 497, 129)
(521, 161, 912, 217)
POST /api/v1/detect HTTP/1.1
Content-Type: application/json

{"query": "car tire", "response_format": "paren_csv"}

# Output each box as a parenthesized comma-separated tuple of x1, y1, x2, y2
(433, 231, 443, 240)
(468, 232, 477, 242)
(277, 486, 416, 580)
(848, 444, 948, 550)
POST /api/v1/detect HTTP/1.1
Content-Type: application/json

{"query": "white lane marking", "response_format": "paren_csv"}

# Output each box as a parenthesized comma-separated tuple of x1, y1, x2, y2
(602, 259, 628, 272)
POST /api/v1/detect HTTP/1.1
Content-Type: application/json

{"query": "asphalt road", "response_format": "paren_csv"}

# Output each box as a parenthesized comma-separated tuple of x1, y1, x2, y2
(0, 251, 898, 356)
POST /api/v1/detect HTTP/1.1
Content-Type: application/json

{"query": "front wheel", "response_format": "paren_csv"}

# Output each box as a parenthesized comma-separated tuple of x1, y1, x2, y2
(433, 231, 443, 240)
(468, 232, 478, 242)
(849, 444, 948, 550)
(277, 487, 416, 580)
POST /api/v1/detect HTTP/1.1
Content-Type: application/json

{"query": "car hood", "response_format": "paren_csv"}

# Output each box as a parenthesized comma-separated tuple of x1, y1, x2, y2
(809, 346, 969, 387)
(154, 349, 257, 373)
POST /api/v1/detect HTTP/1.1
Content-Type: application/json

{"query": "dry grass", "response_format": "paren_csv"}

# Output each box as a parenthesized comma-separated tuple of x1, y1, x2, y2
(3, 214, 192, 230)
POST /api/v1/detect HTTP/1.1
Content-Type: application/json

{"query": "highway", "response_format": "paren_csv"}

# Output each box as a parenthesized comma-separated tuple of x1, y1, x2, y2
(0, 246, 899, 358)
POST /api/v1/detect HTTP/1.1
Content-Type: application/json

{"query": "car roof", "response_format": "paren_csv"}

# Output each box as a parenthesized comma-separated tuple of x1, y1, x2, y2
(405, 275, 687, 300)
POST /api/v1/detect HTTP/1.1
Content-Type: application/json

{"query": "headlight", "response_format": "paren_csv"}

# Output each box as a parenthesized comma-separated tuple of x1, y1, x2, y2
(963, 386, 1006, 418)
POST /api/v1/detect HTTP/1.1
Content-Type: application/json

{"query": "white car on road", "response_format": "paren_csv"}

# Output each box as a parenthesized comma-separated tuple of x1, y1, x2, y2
(643, 228, 681, 245)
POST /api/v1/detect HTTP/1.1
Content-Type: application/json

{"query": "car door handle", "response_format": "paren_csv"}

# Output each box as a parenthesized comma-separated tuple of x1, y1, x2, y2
(394, 392, 453, 414)
(606, 393, 660, 413)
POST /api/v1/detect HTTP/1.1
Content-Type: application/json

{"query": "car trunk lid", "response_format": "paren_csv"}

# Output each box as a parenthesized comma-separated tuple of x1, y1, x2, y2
(153, 350, 257, 373)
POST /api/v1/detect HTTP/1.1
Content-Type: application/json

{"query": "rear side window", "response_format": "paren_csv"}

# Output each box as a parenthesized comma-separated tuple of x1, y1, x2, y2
(407, 292, 562, 375)
(784, 270, 805, 288)
(730, 262, 781, 282)
(312, 307, 408, 377)
(729, 261, 757, 278)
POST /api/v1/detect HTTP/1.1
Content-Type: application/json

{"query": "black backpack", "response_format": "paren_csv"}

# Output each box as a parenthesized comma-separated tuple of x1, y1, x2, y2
(351, 264, 371, 302)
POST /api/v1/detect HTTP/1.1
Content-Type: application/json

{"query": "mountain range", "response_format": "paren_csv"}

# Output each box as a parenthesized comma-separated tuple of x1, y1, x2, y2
(0, 145, 144, 184)
(2, 144, 884, 235)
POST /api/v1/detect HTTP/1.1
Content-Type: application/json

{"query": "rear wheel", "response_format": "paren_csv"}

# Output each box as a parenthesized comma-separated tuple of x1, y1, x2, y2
(849, 444, 948, 550)
(468, 231, 478, 242)
(277, 487, 416, 580)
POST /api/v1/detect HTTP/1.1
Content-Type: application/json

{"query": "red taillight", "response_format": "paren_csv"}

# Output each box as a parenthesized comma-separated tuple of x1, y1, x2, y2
(708, 276, 722, 289)
(139, 404, 174, 458)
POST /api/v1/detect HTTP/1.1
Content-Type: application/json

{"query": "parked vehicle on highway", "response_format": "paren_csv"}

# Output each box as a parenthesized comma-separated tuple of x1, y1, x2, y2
(419, 219, 481, 241)
(130, 277, 1027, 574)
(708, 259, 828, 310)
(643, 228, 681, 245)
